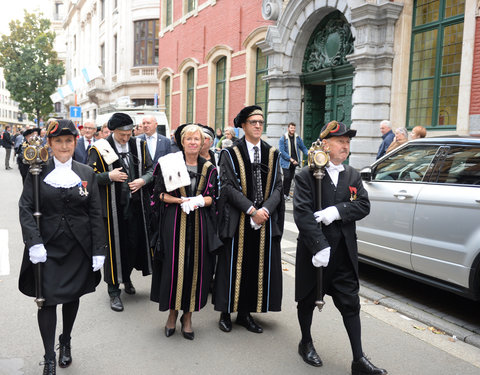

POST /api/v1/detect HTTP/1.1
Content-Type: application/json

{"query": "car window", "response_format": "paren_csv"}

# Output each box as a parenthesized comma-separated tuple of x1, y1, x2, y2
(430, 146, 480, 185)
(373, 145, 439, 182)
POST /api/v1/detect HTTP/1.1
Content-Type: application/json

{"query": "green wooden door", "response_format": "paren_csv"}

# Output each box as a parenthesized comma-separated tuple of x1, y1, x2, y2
(303, 85, 325, 149)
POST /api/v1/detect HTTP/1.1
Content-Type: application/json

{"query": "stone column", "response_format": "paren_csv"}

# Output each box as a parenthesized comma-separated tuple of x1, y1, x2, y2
(347, 1, 403, 168)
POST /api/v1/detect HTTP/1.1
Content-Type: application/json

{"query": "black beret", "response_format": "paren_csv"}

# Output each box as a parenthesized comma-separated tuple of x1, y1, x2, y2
(320, 121, 356, 140)
(23, 128, 41, 138)
(233, 105, 263, 128)
(46, 119, 78, 138)
(107, 112, 134, 131)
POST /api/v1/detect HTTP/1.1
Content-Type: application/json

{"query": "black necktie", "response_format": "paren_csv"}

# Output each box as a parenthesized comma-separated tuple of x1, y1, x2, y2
(253, 146, 263, 206)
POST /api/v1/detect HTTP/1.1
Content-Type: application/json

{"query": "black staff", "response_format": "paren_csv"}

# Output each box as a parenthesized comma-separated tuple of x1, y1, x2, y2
(23, 134, 49, 309)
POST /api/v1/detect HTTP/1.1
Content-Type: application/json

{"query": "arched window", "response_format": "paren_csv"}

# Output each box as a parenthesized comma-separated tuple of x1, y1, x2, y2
(186, 68, 195, 123)
(215, 57, 226, 130)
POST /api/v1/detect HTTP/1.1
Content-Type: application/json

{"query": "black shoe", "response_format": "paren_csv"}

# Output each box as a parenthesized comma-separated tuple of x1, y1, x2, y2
(218, 312, 232, 332)
(41, 356, 56, 375)
(124, 281, 136, 295)
(164, 326, 176, 337)
(110, 296, 124, 312)
(236, 313, 263, 333)
(57, 334, 72, 368)
(352, 356, 388, 375)
(298, 341, 323, 367)
(180, 314, 194, 340)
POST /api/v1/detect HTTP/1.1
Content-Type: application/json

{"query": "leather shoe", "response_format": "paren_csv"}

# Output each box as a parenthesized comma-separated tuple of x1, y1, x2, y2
(41, 355, 56, 375)
(352, 356, 387, 375)
(236, 313, 263, 333)
(298, 341, 323, 367)
(219, 312, 232, 332)
(57, 334, 72, 368)
(124, 281, 136, 295)
(180, 314, 194, 340)
(164, 326, 175, 337)
(110, 296, 124, 312)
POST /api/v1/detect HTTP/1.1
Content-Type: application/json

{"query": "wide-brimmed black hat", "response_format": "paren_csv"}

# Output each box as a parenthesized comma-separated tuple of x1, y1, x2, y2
(233, 105, 263, 128)
(107, 112, 134, 131)
(23, 128, 41, 138)
(46, 119, 78, 138)
(320, 121, 356, 140)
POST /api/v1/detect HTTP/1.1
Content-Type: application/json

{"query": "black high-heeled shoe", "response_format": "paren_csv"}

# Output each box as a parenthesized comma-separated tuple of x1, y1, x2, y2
(164, 311, 178, 337)
(180, 314, 195, 340)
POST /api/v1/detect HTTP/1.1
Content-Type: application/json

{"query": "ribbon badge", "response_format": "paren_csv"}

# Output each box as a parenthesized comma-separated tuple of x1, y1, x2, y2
(79, 181, 89, 197)
(349, 186, 357, 201)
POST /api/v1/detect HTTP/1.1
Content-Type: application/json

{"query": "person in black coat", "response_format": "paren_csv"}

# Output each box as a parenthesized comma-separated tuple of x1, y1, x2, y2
(18, 119, 106, 375)
(293, 121, 387, 375)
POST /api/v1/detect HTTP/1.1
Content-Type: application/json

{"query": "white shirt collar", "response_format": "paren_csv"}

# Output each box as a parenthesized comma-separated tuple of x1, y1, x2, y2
(147, 132, 157, 140)
(44, 157, 81, 188)
(245, 139, 261, 163)
(113, 137, 129, 153)
(326, 162, 344, 187)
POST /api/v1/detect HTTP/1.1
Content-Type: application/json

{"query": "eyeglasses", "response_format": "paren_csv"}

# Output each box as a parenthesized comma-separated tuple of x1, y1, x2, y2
(247, 120, 265, 126)
(83, 127, 96, 130)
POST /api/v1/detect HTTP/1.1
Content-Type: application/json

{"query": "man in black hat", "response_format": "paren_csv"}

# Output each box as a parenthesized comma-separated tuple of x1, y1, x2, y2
(214, 105, 284, 334)
(88, 112, 154, 312)
(293, 121, 387, 374)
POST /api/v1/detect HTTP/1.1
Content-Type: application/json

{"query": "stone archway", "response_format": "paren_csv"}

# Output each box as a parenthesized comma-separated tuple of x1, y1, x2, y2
(260, 0, 403, 167)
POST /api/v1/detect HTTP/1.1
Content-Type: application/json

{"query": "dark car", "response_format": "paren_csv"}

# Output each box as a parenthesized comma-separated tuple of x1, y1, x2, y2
(357, 137, 480, 301)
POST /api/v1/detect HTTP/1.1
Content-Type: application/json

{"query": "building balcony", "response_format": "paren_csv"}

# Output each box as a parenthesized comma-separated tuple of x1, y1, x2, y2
(130, 66, 158, 80)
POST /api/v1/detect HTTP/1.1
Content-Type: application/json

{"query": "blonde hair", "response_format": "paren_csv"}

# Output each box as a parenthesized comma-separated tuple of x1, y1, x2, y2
(181, 124, 205, 147)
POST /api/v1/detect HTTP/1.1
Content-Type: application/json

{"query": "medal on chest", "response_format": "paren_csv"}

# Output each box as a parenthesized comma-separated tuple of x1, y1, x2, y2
(349, 186, 357, 201)
(79, 181, 89, 197)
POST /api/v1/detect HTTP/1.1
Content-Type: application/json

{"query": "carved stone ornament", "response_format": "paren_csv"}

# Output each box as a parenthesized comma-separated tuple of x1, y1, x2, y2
(303, 13, 354, 73)
(262, 0, 282, 21)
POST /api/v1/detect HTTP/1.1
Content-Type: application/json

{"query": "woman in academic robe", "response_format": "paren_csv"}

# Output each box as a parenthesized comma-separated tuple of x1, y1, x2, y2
(18, 119, 106, 375)
(150, 124, 220, 340)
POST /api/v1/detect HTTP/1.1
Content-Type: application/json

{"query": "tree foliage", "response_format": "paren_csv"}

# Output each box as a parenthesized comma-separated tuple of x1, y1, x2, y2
(0, 11, 64, 124)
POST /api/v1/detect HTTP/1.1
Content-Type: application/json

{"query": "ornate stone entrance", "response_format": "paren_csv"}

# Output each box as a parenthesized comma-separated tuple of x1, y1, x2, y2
(301, 11, 354, 147)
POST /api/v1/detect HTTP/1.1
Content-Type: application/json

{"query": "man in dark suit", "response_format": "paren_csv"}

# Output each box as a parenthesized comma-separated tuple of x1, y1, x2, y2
(74, 121, 96, 164)
(214, 105, 284, 334)
(293, 121, 387, 375)
(139, 115, 171, 165)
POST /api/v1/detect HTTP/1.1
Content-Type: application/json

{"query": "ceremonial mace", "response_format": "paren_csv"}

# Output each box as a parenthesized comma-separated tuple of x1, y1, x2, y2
(23, 134, 50, 309)
(307, 121, 337, 311)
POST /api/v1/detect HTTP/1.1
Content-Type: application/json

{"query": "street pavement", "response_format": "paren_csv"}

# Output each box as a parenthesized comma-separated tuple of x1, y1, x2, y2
(1, 146, 480, 375)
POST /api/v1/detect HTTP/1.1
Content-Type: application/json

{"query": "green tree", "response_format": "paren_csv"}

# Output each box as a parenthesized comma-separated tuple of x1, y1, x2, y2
(0, 11, 64, 125)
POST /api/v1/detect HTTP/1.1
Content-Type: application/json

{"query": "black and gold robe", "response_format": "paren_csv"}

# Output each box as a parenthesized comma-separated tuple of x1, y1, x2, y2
(150, 156, 220, 312)
(214, 137, 284, 313)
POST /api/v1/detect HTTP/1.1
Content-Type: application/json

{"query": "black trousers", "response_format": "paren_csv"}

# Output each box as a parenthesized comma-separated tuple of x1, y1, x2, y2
(282, 164, 296, 197)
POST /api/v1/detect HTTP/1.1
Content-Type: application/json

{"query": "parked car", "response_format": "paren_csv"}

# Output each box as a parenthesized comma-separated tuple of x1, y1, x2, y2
(357, 137, 480, 301)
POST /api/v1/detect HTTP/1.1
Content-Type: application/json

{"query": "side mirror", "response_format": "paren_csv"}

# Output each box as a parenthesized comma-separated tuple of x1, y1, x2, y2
(360, 167, 372, 181)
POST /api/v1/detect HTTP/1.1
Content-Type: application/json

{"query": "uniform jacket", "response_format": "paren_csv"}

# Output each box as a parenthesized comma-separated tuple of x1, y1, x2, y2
(18, 159, 106, 297)
(139, 132, 172, 165)
(278, 132, 309, 169)
(293, 165, 370, 301)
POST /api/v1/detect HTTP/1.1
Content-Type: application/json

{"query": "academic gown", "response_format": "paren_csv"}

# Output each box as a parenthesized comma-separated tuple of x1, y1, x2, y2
(293, 165, 370, 303)
(88, 135, 154, 286)
(214, 137, 284, 313)
(18, 159, 106, 305)
(150, 155, 220, 312)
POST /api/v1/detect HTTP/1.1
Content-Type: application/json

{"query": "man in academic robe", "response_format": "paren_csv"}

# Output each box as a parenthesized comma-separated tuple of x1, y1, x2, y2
(88, 113, 154, 312)
(293, 121, 387, 374)
(214, 105, 285, 334)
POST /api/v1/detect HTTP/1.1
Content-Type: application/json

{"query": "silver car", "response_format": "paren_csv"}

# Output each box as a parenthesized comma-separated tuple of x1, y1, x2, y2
(357, 137, 480, 300)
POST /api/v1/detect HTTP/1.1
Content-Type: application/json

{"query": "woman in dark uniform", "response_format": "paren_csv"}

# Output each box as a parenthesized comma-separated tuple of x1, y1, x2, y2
(150, 124, 220, 340)
(18, 119, 106, 374)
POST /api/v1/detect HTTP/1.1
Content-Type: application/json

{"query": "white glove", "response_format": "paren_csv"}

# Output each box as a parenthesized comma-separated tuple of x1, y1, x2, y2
(312, 247, 330, 267)
(190, 195, 205, 208)
(314, 206, 341, 226)
(92, 255, 105, 272)
(29, 244, 47, 264)
(180, 196, 194, 214)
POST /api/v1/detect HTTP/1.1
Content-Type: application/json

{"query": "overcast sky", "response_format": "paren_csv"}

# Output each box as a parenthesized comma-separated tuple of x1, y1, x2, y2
(0, 0, 51, 35)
